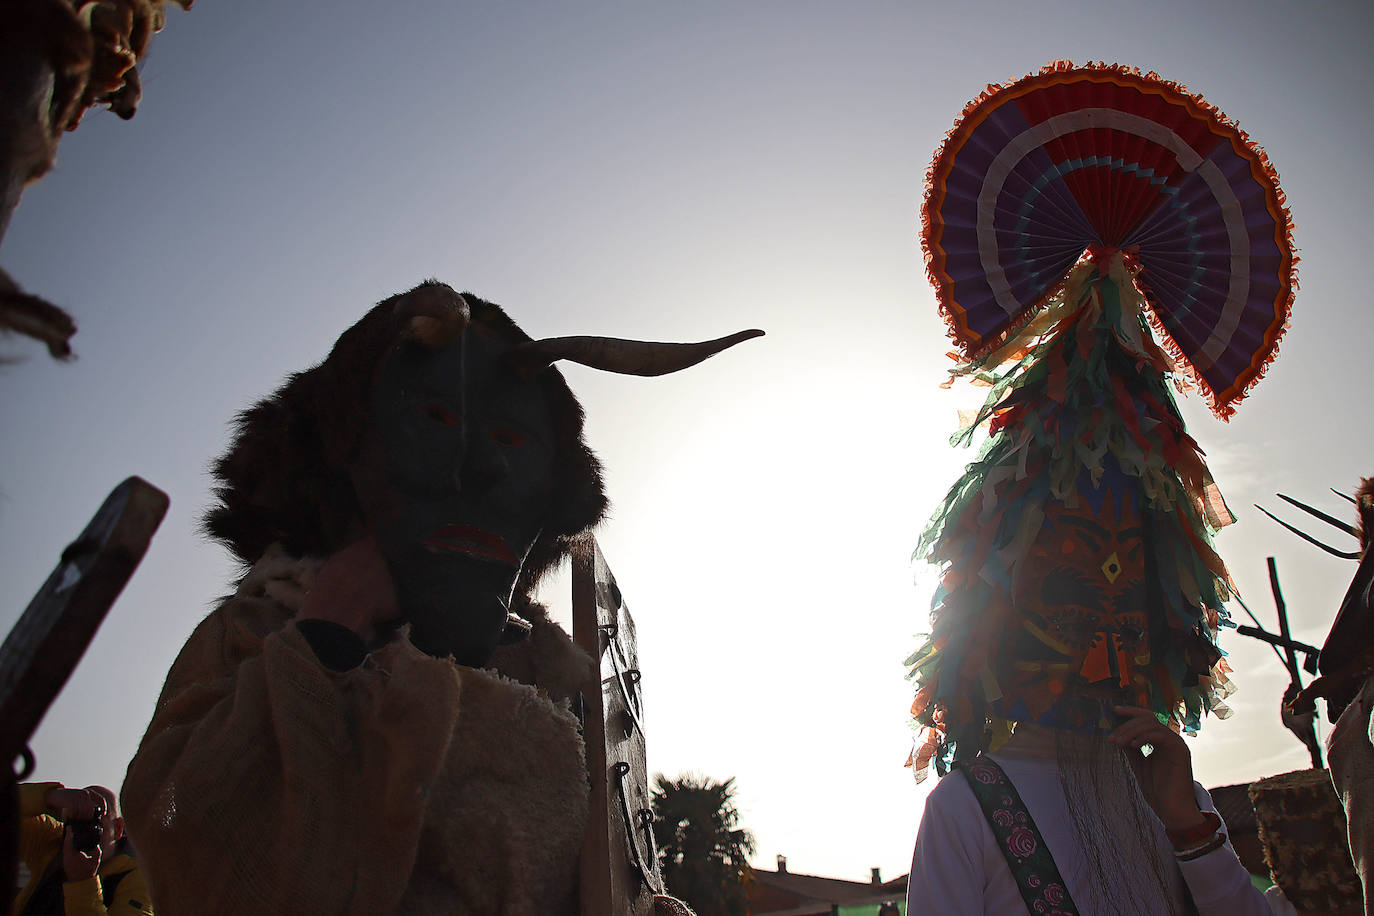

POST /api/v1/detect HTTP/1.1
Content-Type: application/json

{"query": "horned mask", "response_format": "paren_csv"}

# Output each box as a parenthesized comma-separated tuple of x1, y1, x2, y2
(205, 280, 762, 666)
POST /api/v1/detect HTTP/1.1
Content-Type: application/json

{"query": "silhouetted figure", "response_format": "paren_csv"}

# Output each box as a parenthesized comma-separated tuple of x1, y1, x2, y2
(122, 282, 755, 914)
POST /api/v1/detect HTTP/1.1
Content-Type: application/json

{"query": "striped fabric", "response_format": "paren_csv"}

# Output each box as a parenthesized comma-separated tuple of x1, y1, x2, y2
(922, 61, 1295, 417)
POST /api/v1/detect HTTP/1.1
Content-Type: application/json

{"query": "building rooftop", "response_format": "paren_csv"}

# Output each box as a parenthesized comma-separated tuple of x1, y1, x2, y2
(748, 859, 908, 915)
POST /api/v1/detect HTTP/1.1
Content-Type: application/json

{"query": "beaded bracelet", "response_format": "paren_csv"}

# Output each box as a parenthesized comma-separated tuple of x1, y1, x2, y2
(1166, 810, 1221, 848)
(1174, 832, 1228, 861)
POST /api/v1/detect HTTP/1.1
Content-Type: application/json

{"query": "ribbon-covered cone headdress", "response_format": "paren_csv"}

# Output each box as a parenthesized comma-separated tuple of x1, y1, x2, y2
(907, 62, 1296, 778)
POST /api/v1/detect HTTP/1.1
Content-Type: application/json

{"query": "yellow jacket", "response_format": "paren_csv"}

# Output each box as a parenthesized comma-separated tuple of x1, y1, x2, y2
(11, 782, 154, 916)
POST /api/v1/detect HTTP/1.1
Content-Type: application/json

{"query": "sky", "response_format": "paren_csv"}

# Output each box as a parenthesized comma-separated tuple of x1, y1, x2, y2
(2, 0, 1373, 885)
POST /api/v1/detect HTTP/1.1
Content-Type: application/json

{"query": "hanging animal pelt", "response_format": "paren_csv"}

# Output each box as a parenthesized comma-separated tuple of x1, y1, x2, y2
(0, 0, 191, 359)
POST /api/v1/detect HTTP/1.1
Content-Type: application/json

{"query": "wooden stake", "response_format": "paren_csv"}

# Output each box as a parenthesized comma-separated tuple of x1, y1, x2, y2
(1, 477, 168, 907)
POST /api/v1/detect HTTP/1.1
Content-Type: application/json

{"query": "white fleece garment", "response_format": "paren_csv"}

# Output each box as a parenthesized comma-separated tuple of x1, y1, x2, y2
(907, 728, 1284, 915)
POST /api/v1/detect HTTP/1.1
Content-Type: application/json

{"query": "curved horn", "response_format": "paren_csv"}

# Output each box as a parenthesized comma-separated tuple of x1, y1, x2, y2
(512, 329, 764, 377)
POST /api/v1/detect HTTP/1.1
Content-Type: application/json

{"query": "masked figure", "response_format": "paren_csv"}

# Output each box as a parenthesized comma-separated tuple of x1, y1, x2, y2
(122, 281, 759, 915)
(998, 475, 1154, 727)
(904, 62, 1296, 915)
(1288, 477, 1374, 910)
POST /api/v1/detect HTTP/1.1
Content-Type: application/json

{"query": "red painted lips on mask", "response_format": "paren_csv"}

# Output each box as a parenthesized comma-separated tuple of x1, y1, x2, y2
(423, 525, 517, 564)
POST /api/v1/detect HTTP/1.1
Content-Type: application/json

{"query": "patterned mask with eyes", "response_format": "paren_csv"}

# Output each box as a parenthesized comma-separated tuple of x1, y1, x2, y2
(997, 475, 1154, 728)
(351, 319, 557, 667)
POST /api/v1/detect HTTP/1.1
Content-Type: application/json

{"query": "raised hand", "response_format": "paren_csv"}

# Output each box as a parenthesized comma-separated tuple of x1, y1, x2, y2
(299, 536, 401, 640)
(43, 786, 98, 821)
(1109, 704, 1208, 836)
(61, 824, 101, 880)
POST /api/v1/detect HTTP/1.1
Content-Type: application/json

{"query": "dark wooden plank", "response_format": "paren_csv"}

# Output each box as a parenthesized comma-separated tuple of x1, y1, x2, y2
(573, 541, 613, 916)
(574, 538, 662, 916)
(1, 476, 167, 910)
(0, 476, 168, 766)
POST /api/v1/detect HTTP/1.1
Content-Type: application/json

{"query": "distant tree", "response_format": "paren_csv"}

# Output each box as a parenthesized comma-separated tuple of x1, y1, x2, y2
(652, 773, 756, 916)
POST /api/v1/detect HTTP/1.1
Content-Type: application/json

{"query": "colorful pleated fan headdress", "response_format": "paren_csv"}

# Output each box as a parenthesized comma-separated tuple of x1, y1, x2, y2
(907, 61, 1295, 779)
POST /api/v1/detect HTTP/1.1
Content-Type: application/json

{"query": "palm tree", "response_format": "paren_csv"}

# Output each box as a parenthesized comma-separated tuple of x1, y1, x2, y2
(651, 773, 756, 916)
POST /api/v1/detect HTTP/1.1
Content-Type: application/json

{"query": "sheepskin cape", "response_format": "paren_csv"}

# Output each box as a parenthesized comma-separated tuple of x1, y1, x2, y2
(122, 547, 591, 915)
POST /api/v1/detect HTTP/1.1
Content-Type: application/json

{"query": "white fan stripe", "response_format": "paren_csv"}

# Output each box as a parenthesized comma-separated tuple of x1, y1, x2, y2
(1191, 160, 1250, 372)
(975, 108, 1219, 325)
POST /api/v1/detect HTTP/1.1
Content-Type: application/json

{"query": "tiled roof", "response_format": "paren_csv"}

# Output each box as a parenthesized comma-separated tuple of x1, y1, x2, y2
(748, 868, 909, 915)
(1209, 782, 1259, 831)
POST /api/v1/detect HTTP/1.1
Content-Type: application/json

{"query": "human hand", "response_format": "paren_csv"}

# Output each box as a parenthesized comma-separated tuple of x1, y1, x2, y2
(299, 536, 400, 640)
(1109, 705, 1207, 834)
(61, 826, 101, 880)
(44, 786, 98, 821)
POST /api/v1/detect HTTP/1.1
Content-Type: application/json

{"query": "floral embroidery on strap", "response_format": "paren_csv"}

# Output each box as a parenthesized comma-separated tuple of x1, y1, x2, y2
(958, 756, 1080, 916)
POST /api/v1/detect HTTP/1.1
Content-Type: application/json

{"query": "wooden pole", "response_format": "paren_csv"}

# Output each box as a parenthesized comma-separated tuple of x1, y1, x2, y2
(1, 477, 168, 908)
(1269, 557, 1323, 769)
(573, 538, 661, 916)
(1268, 557, 1302, 687)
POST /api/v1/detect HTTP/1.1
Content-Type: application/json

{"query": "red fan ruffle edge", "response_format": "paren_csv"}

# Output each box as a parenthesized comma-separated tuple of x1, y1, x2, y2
(918, 59, 1297, 421)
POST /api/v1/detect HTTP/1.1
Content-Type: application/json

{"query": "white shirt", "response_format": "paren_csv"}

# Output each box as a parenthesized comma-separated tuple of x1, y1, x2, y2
(906, 729, 1281, 915)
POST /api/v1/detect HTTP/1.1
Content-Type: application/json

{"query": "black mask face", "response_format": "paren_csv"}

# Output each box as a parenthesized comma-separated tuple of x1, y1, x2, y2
(352, 321, 556, 665)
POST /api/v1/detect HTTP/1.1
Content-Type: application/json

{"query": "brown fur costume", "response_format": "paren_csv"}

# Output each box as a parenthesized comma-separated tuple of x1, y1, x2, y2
(125, 546, 596, 914)
(1328, 477, 1374, 914)
(125, 284, 618, 914)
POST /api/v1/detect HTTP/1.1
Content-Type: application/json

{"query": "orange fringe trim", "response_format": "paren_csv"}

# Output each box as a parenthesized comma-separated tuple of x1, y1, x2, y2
(920, 60, 1297, 420)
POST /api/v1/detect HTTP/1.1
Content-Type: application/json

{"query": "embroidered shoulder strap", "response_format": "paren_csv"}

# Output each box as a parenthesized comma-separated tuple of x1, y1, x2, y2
(958, 755, 1080, 916)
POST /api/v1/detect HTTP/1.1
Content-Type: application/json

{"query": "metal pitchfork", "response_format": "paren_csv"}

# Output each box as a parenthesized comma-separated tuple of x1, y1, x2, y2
(1242, 488, 1364, 768)
(1254, 490, 1363, 560)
